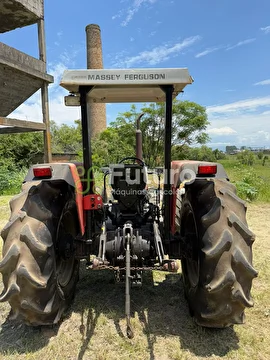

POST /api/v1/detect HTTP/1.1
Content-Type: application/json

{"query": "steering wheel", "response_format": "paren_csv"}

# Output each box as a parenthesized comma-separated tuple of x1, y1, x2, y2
(119, 157, 145, 167)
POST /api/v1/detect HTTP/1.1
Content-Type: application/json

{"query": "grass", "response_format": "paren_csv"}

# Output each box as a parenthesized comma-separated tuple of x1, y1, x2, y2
(0, 196, 12, 231)
(219, 158, 270, 202)
(0, 195, 269, 359)
(0, 157, 269, 359)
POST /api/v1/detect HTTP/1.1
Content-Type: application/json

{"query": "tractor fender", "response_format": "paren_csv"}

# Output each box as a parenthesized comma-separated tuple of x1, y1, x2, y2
(171, 160, 228, 188)
(24, 163, 85, 235)
(170, 160, 228, 234)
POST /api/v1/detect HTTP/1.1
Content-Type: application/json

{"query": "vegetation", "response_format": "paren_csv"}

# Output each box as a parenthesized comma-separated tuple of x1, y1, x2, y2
(219, 157, 270, 202)
(50, 120, 82, 153)
(237, 150, 255, 166)
(0, 101, 269, 203)
(0, 158, 26, 195)
(0, 100, 210, 193)
(93, 100, 209, 167)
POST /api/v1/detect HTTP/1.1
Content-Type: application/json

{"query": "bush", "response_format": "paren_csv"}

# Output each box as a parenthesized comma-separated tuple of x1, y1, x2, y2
(262, 155, 269, 166)
(235, 181, 258, 201)
(257, 152, 264, 160)
(234, 168, 264, 201)
(237, 150, 255, 165)
(0, 160, 26, 195)
(213, 149, 226, 160)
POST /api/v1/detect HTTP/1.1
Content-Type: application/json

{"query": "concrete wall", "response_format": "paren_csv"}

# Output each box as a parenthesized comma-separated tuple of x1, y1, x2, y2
(0, 0, 43, 33)
(20, 0, 43, 17)
(0, 42, 53, 116)
(0, 42, 46, 73)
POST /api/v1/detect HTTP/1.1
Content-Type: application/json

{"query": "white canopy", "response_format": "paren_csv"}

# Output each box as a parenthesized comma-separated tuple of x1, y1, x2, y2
(60, 68, 193, 104)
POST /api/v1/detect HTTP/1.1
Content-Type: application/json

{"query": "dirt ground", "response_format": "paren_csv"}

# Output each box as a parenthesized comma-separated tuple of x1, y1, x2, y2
(0, 199, 269, 360)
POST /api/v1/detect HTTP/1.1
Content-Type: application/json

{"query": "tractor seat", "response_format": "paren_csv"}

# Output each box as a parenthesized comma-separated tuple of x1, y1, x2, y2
(109, 163, 148, 210)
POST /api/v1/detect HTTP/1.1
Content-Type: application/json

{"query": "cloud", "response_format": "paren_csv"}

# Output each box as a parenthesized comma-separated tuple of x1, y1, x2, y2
(207, 118, 270, 149)
(226, 38, 256, 51)
(112, 36, 201, 67)
(206, 98, 270, 149)
(113, 0, 157, 27)
(261, 26, 270, 34)
(208, 127, 237, 135)
(195, 47, 220, 58)
(254, 79, 270, 86)
(48, 62, 67, 89)
(9, 50, 83, 126)
(195, 38, 255, 58)
(54, 31, 63, 46)
(207, 141, 235, 148)
(9, 87, 81, 126)
(207, 96, 270, 115)
(257, 130, 270, 140)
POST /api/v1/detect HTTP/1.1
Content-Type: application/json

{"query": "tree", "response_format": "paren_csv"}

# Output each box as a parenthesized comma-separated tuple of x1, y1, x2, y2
(187, 146, 216, 162)
(0, 132, 43, 168)
(171, 144, 191, 160)
(226, 145, 238, 154)
(50, 120, 82, 153)
(91, 127, 134, 167)
(113, 100, 209, 168)
(213, 148, 226, 160)
(172, 100, 209, 146)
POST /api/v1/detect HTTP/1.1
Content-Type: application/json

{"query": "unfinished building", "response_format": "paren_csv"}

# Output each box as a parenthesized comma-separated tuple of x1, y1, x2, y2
(0, 0, 53, 161)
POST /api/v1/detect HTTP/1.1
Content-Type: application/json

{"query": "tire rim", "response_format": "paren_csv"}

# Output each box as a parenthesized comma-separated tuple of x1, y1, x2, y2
(57, 257, 75, 288)
(56, 204, 77, 288)
(181, 202, 199, 288)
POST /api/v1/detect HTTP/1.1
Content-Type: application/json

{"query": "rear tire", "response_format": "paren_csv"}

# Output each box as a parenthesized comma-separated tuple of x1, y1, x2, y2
(0, 181, 79, 325)
(177, 179, 258, 327)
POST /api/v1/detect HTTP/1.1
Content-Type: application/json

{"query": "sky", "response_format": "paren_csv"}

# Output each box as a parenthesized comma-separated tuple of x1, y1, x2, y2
(1, 0, 270, 150)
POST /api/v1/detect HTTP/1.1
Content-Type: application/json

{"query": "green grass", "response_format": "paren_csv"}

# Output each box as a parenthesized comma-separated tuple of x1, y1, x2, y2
(0, 157, 269, 358)
(0, 197, 269, 359)
(0, 196, 12, 231)
(219, 158, 270, 202)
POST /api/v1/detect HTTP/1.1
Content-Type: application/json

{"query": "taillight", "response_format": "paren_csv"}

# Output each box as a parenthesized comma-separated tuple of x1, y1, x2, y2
(33, 167, 52, 178)
(197, 165, 217, 175)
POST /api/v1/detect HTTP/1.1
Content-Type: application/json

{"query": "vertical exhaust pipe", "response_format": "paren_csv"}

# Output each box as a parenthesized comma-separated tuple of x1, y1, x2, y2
(136, 113, 144, 160)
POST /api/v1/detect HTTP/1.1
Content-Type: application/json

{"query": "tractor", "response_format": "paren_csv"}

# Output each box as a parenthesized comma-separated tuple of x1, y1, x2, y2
(0, 67, 257, 338)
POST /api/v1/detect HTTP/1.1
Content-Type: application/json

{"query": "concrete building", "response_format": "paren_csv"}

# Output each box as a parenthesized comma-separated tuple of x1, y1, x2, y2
(0, 0, 53, 162)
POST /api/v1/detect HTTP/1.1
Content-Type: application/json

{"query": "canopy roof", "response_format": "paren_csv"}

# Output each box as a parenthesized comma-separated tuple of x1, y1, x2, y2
(60, 68, 193, 104)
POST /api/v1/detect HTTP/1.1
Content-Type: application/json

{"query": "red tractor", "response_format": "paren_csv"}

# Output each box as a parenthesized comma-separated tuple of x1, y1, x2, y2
(0, 68, 257, 338)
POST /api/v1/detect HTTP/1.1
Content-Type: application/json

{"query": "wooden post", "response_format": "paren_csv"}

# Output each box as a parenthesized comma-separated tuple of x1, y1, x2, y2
(38, 18, 52, 163)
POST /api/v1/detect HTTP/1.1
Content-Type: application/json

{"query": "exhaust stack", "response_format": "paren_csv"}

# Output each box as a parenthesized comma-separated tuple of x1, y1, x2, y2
(136, 113, 144, 160)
